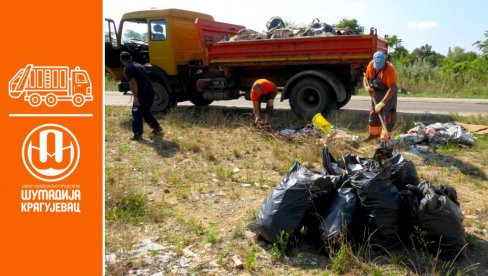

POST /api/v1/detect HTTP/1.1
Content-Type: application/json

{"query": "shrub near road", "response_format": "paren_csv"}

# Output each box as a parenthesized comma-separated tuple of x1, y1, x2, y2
(105, 105, 488, 275)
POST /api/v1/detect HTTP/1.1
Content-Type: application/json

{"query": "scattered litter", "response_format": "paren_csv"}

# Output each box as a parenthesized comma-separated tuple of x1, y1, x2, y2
(279, 124, 319, 138)
(105, 253, 117, 264)
(232, 255, 244, 269)
(398, 122, 474, 147)
(455, 121, 488, 134)
(312, 113, 333, 133)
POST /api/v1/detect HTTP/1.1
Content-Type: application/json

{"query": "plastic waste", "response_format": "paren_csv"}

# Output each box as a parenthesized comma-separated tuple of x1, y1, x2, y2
(351, 168, 401, 251)
(407, 182, 466, 260)
(312, 113, 333, 133)
(248, 162, 346, 243)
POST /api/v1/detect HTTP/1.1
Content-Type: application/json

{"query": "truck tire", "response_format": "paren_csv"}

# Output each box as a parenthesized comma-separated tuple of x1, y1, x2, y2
(45, 94, 58, 107)
(289, 77, 333, 118)
(29, 94, 42, 107)
(151, 82, 172, 113)
(72, 94, 85, 107)
(189, 95, 213, 106)
(335, 91, 352, 109)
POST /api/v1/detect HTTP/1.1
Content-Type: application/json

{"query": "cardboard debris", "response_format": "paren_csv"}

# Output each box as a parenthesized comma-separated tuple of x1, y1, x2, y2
(455, 121, 488, 134)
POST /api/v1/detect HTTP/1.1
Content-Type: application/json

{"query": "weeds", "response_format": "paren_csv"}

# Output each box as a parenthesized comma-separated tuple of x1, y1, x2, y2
(330, 243, 351, 274)
(245, 246, 260, 270)
(270, 231, 291, 261)
(105, 105, 488, 275)
(205, 222, 221, 244)
(106, 191, 148, 222)
(233, 223, 245, 238)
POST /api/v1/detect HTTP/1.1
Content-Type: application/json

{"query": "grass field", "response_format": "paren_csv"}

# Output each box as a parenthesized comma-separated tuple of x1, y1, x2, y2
(105, 105, 488, 275)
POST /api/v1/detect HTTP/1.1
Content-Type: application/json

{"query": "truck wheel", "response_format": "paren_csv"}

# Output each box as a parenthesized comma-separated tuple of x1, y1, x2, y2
(72, 94, 85, 107)
(189, 95, 213, 106)
(151, 82, 172, 113)
(45, 94, 58, 107)
(289, 77, 333, 118)
(29, 94, 42, 107)
(335, 91, 352, 109)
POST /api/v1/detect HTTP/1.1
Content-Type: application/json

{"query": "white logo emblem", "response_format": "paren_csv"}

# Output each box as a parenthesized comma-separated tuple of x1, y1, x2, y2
(22, 124, 80, 182)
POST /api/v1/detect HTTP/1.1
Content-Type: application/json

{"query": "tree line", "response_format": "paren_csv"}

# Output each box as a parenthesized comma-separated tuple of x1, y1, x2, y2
(334, 20, 488, 98)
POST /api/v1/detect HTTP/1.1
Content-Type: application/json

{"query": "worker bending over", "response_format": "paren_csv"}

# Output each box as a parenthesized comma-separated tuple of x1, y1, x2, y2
(250, 79, 278, 125)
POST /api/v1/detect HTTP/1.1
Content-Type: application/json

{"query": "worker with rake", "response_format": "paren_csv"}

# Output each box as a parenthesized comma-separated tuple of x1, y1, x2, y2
(363, 51, 398, 141)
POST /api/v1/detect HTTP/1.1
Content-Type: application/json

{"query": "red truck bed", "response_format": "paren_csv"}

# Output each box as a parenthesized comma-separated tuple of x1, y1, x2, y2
(195, 18, 388, 67)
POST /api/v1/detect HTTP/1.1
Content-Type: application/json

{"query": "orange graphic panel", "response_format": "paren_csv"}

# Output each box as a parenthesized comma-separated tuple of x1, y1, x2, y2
(0, 0, 102, 275)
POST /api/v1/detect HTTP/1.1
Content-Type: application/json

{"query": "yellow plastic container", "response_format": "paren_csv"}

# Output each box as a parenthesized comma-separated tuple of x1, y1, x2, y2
(312, 113, 333, 133)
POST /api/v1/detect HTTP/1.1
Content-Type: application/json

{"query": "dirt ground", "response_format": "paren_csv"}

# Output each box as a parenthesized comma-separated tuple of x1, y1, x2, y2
(105, 106, 488, 275)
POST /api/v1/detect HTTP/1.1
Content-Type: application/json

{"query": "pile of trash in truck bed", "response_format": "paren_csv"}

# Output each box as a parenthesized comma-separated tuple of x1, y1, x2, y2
(228, 16, 357, 42)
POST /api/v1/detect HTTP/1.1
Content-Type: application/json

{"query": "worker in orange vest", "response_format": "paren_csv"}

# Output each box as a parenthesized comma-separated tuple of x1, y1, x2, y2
(363, 51, 398, 141)
(250, 79, 279, 125)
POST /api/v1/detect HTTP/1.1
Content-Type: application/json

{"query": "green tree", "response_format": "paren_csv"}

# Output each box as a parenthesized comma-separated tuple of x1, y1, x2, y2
(473, 30, 488, 55)
(411, 44, 444, 66)
(386, 35, 409, 62)
(333, 18, 364, 34)
(123, 29, 144, 41)
(446, 46, 478, 64)
(387, 35, 403, 50)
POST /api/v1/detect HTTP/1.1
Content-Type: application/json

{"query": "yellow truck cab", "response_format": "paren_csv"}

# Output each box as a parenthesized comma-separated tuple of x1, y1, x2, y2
(105, 9, 214, 112)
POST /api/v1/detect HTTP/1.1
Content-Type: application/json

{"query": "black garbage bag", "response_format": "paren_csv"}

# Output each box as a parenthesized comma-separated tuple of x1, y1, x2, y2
(248, 162, 346, 243)
(406, 182, 466, 260)
(342, 154, 379, 175)
(266, 16, 286, 38)
(266, 16, 286, 31)
(351, 167, 401, 251)
(307, 18, 334, 35)
(321, 145, 346, 175)
(433, 184, 459, 206)
(308, 180, 363, 252)
(383, 154, 421, 190)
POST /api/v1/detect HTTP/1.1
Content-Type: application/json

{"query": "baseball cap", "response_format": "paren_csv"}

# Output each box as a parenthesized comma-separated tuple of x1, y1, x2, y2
(373, 51, 386, 69)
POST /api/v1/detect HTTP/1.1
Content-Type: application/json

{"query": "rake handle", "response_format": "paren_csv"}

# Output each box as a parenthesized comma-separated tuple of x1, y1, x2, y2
(371, 97, 389, 139)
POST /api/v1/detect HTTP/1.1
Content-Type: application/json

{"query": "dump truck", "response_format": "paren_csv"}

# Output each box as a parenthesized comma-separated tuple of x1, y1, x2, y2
(104, 9, 388, 117)
(9, 64, 93, 107)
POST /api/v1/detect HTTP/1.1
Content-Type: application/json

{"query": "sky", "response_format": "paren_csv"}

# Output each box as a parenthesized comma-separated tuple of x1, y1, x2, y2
(103, 0, 488, 56)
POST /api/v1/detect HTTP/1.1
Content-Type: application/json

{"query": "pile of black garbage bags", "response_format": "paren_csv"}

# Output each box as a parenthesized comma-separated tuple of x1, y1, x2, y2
(248, 146, 466, 260)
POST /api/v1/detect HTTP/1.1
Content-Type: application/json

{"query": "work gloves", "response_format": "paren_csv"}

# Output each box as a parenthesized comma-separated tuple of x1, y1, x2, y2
(374, 101, 385, 113)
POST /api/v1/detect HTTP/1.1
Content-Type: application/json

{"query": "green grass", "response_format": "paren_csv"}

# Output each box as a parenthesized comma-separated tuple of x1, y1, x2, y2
(106, 71, 488, 99)
(105, 74, 118, 91)
(357, 87, 488, 99)
(105, 191, 148, 222)
(105, 105, 487, 275)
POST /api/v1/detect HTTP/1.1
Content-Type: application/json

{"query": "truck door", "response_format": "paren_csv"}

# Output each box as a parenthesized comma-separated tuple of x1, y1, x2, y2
(71, 70, 90, 95)
(148, 19, 175, 75)
(104, 18, 123, 80)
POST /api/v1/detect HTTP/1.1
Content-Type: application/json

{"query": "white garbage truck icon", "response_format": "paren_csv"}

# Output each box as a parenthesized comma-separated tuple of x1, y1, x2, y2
(9, 64, 93, 107)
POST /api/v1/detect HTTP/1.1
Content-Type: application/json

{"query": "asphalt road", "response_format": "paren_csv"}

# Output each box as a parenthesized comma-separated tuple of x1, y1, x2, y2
(104, 92, 488, 116)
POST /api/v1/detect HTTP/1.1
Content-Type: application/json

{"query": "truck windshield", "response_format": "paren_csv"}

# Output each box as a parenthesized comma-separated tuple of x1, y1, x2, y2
(121, 20, 148, 45)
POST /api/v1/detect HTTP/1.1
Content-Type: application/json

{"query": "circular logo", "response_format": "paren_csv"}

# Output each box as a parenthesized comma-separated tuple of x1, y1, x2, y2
(22, 124, 80, 182)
